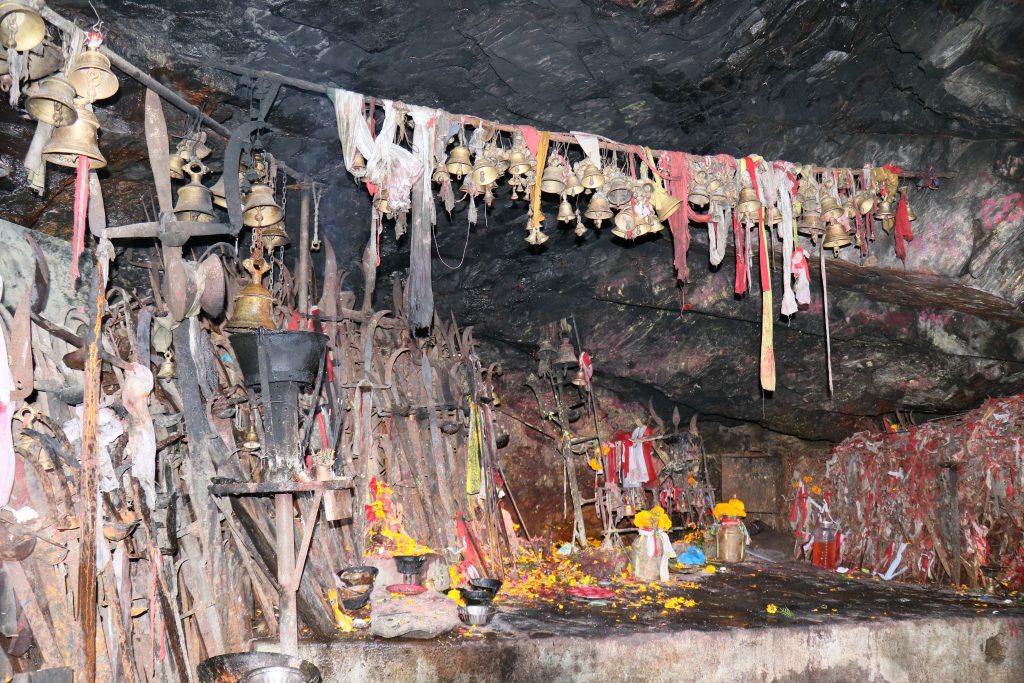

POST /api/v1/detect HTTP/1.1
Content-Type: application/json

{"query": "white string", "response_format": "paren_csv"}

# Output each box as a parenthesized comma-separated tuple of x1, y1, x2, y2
(431, 219, 471, 270)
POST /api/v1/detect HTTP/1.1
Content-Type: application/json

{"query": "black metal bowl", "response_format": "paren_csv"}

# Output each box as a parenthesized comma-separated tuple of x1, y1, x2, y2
(459, 587, 496, 606)
(469, 578, 503, 595)
(229, 330, 328, 388)
(394, 554, 428, 576)
(336, 565, 379, 610)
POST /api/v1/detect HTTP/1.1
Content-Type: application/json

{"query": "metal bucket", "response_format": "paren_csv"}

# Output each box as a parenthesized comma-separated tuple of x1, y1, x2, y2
(197, 653, 321, 683)
(229, 330, 328, 388)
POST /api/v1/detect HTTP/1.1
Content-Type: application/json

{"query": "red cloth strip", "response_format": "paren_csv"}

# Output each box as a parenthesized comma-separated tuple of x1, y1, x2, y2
(71, 155, 90, 285)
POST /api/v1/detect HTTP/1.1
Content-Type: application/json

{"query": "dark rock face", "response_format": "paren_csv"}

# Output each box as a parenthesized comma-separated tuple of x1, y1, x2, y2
(1, 0, 1023, 450)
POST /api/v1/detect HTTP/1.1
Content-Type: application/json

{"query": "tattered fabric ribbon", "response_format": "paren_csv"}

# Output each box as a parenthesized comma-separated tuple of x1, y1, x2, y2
(72, 154, 91, 285)
(745, 157, 775, 392)
(528, 131, 551, 231)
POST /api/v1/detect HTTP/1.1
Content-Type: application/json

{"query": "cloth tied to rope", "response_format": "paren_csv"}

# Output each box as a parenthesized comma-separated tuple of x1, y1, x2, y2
(744, 157, 776, 392)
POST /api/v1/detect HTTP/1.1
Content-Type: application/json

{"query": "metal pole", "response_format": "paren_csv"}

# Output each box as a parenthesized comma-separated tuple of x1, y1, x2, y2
(275, 493, 298, 656)
(297, 179, 311, 314)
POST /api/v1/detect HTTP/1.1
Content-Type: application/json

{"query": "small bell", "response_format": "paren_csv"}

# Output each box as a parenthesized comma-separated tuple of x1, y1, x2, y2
(541, 161, 566, 195)
(906, 201, 917, 222)
(525, 228, 549, 246)
(259, 222, 290, 250)
(0, 0, 45, 52)
(373, 189, 392, 216)
(242, 184, 284, 227)
(822, 223, 852, 255)
(854, 191, 876, 216)
(157, 352, 176, 379)
(653, 189, 683, 221)
(25, 75, 78, 128)
(571, 367, 588, 388)
(445, 145, 472, 178)
(174, 165, 216, 223)
(224, 258, 277, 332)
(242, 429, 261, 451)
(611, 208, 637, 240)
(708, 178, 726, 205)
(169, 153, 186, 180)
(431, 163, 450, 184)
(689, 171, 710, 208)
(874, 199, 895, 221)
(68, 47, 119, 103)
(557, 197, 575, 223)
(42, 104, 106, 168)
(564, 171, 584, 197)
(351, 150, 366, 175)
(737, 187, 762, 223)
(580, 161, 605, 190)
(604, 171, 633, 207)
(645, 213, 665, 234)
(764, 206, 782, 227)
(584, 192, 613, 227)
(208, 174, 228, 208)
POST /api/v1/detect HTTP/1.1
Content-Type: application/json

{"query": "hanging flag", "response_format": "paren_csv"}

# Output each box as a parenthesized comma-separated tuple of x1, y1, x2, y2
(579, 351, 593, 386)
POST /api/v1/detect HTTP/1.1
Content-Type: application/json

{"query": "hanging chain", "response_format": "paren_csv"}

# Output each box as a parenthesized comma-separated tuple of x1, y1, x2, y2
(310, 181, 323, 251)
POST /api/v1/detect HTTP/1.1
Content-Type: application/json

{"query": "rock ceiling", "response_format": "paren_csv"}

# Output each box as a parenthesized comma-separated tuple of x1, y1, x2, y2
(1, 0, 1023, 441)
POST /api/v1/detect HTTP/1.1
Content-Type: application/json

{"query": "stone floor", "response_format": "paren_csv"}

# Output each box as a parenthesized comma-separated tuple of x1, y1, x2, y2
(293, 554, 1024, 682)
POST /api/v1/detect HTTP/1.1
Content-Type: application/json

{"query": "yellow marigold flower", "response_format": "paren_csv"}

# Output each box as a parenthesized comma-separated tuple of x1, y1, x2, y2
(803, 475, 813, 483)
(713, 498, 746, 519)
(766, 603, 778, 614)
(447, 589, 466, 607)
(704, 565, 717, 574)
(588, 457, 603, 472)
(811, 485, 822, 495)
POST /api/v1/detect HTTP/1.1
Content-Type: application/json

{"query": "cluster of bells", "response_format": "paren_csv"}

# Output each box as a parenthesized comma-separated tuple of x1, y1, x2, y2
(10, 10, 121, 170)
(435, 133, 682, 245)
(537, 332, 588, 388)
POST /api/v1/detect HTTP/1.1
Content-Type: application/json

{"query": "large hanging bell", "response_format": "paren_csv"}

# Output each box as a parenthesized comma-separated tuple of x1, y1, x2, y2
(25, 75, 78, 128)
(42, 103, 106, 168)
(470, 156, 499, 187)
(0, 0, 44, 52)
(874, 199, 895, 221)
(557, 197, 575, 223)
(604, 171, 633, 207)
(580, 161, 604, 190)
(822, 223, 852, 255)
(820, 196, 843, 223)
(584, 191, 613, 227)
(797, 211, 824, 240)
(259, 222, 290, 250)
(174, 168, 216, 223)
(508, 149, 532, 176)
(736, 187, 762, 223)
(564, 171, 584, 197)
(653, 189, 683, 221)
(541, 162, 566, 195)
(225, 259, 277, 332)
(68, 47, 119, 103)
(611, 208, 638, 239)
(242, 183, 284, 227)
(445, 145, 472, 178)
(555, 334, 578, 369)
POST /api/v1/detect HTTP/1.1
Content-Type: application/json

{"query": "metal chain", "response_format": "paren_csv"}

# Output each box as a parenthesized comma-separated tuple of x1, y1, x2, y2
(310, 181, 323, 251)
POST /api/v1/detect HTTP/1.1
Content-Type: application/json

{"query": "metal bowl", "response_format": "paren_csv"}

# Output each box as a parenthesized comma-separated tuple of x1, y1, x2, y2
(197, 653, 321, 683)
(468, 578, 503, 596)
(459, 587, 495, 606)
(458, 605, 496, 626)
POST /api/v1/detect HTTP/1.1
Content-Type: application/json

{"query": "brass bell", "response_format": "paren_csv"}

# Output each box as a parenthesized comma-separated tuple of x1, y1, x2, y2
(157, 352, 176, 379)
(242, 183, 284, 227)
(822, 223, 852, 255)
(169, 153, 186, 180)
(689, 171, 710, 208)
(881, 217, 895, 233)
(225, 258, 277, 332)
(445, 145, 472, 178)
(737, 187, 762, 223)
(259, 221, 290, 250)
(572, 367, 588, 388)
(564, 171, 584, 197)
(208, 174, 229, 208)
(854, 191, 876, 216)
(580, 161, 605, 190)
(68, 47, 119, 103)
(764, 206, 782, 226)
(525, 228, 549, 246)
(470, 156, 499, 187)
(611, 208, 637, 239)
(431, 163, 450, 184)
(541, 162, 566, 195)
(174, 166, 216, 223)
(508, 149, 533, 176)
(0, 0, 45, 52)
(557, 198, 575, 223)
(25, 75, 78, 128)
(653, 189, 683, 221)
(42, 104, 106, 168)
(644, 212, 665, 234)
(555, 335, 578, 369)
(820, 196, 843, 223)
(351, 150, 366, 175)
(584, 192, 613, 227)
(797, 212, 824, 240)
(604, 171, 633, 207)
(906, 201, 917, 222)
(707, 178, 725, 205)
(874, 199, 895, 221)
(242, 429, 261, 451)
(373, 188, 393, 214)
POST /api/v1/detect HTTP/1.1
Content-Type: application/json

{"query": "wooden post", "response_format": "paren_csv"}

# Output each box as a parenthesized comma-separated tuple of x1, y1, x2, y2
(275, 493, 298, 656)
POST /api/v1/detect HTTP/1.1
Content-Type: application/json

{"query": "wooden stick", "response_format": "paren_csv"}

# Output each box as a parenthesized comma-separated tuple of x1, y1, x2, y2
(76, 268, 106, 683)
(274, 493, 298, 656)
(4, 561, 63, 669)
(289, 490, 324, 591)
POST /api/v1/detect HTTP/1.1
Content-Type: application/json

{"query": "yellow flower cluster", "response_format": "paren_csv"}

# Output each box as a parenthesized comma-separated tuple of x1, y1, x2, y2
(664, 597, 697, 610)
(634, 506, 672, 531)
(712, 498, 746, 520)
(446, 589, 466, 607)
(381, 526, 433, 556)
(766, 603, 778, 614)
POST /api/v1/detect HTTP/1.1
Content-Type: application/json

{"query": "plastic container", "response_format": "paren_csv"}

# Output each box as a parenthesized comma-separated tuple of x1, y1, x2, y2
(811, 520, 839, 570)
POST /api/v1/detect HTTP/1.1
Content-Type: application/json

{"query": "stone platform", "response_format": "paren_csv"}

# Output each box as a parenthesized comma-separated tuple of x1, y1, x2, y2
(296, 560, 1024, 682)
